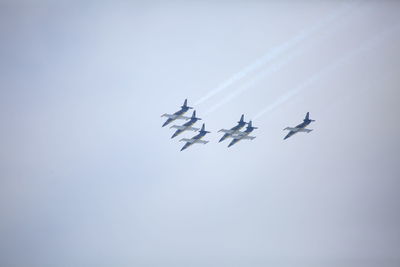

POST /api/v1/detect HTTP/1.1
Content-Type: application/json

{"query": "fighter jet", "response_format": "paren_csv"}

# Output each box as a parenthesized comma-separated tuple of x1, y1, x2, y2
(179, 123, 210, 151)
(170, 110, 201, 138)
(218, 114, 247, 143)
(227, 120, 257, 148)
(161, 99, 193, 127)
(283, 112, 315, 140)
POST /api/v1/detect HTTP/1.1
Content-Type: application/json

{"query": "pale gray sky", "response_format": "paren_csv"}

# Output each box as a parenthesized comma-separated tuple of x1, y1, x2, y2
(1, 1, 400, 267)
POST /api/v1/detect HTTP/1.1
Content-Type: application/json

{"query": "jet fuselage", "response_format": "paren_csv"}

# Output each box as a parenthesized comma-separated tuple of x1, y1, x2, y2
(181, 131, 208, 151)
(162, 107, 190, 127)
(219, 122, 246, 142)
(171, 118, 199, 138)
(284, 119, 313, 140)
(228, 128, 254, 147)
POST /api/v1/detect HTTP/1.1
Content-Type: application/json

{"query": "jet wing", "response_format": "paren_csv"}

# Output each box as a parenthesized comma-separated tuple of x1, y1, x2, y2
(180, 138, 195, 143)
(161, 113, 176, 119)
(218, 129, 235, 134)
(240, 135, 256, 140)
(186, 127, 199, 132)
(284, 127, 312, 133)
(171, 125, 199, 131)
(179, 138, 208, 144)
(230, 131, 246, 138)
(230, 135, 255, 140)
(179, 116, 191, 120)
(161, 114, 191, 120)
(170, 125, 186, 130)
(284, 127, 298, 131)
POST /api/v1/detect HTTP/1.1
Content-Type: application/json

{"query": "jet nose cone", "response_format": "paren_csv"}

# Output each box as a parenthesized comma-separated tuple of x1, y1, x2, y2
(171, 130, 181, 139)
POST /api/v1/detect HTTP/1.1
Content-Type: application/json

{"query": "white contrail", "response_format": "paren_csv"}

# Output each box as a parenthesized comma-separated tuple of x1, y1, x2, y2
(204, 48, 301, 116)
(194, 1, 358, 107)
(203, 1, 363, 116)
(252, 23, 400, 121)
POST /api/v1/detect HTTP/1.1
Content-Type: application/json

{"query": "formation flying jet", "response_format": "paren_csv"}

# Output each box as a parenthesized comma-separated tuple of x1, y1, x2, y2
(180, 123, 210, 151)
(283, 112, 315, 140)
(170, 110, 201, 138)
(218, 114, 247, 142)
(228, 120, 257, 148)
(161, 99, 193, 127)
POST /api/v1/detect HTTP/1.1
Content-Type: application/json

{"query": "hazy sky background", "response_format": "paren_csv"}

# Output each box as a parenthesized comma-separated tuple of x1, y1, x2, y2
(1, 1, 400, 266)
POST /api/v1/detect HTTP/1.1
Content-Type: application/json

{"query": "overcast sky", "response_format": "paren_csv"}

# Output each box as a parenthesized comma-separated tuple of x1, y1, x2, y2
(1, 1, 400, 267)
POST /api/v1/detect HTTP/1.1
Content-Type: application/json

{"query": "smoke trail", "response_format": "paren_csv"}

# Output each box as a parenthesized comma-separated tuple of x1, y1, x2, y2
(204, 1, 365, 116)
(194, 1, 358, 106)
(203, 48, 301, 116)
(252, 23, 400, 121)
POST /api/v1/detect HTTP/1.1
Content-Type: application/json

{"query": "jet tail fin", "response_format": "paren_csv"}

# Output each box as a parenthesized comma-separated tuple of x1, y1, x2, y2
(304, 112, 315, 122)
(190, 110, 201, 121)
(247, 120, 258, 130)
(238, 114, 244, 123)
(199, 123, 210, 134)
(181, 99, 193, 109)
